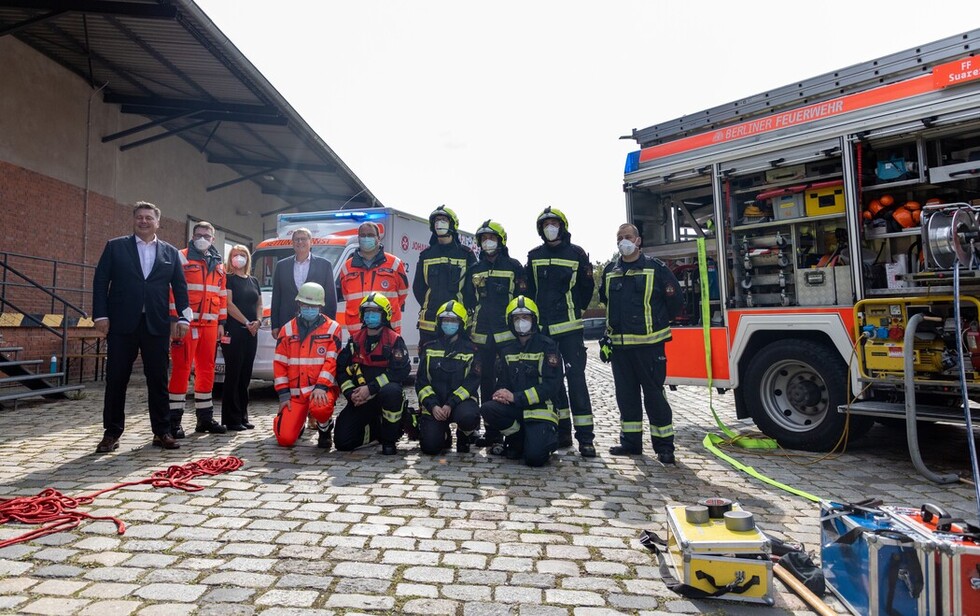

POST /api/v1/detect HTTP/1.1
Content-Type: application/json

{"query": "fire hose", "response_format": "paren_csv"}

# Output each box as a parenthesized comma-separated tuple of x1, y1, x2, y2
(0, 456, 243, 548)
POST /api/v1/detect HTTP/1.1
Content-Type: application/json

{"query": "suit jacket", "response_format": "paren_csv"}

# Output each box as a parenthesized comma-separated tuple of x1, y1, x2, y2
(92, 234, 190, 337)
(271, 255, 337, 331)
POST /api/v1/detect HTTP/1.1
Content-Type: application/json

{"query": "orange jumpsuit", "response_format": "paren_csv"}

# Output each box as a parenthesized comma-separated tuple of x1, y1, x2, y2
(338, 251, 409, 335)
(272, 315, 342, 447)
(168, 248, 226, 428)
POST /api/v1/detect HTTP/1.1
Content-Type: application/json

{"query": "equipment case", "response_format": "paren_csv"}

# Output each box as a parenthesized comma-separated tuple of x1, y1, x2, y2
(884, 504, 980, 616)
(821, 501, 938, 615)
(664, 504, 774, 605)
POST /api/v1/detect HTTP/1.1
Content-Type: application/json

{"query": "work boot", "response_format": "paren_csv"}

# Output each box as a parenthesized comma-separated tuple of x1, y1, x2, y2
(608, 445, 642, 456)
(172, 425, 186, 439)
(381, 442, 397, 455)
(579, 443, 597, 458)
(504, 436, 523, 460)
(195, 419, 227, 434)
(657, 450, 677, 465)
(558, 433, 573, 449)
(317, 424, 333, 451)
(456, 429, 470, 454)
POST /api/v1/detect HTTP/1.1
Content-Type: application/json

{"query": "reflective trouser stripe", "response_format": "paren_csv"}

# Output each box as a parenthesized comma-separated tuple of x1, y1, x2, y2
(622, 421, 643, 433)
(573, 414, 593, 427)
(651, 424, 675, 438)
(501, 421, 521, 437)
(382, 407, 402, 424)
(169, 393, 184, 411)
(557, 406, 570, 420)
(194, 393, 212, 410)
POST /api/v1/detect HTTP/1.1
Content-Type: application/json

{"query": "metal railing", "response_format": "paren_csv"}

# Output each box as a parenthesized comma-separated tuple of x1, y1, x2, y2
(0, 252, 94, 386)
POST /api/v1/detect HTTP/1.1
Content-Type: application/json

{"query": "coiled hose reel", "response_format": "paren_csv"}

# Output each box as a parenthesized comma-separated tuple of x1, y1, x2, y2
(922, 205, 980, 269)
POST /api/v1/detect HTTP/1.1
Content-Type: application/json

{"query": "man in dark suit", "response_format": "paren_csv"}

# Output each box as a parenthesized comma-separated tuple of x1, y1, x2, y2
(92, 201, 191, 453)
(270, 227, 337, 339)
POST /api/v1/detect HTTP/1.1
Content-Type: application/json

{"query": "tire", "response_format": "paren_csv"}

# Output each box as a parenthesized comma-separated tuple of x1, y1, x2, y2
(743, 339, 872, 451)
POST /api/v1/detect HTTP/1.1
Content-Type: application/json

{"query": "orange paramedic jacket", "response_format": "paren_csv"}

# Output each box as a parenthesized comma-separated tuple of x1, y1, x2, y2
(169, 248, 227, 327)
(338, 251, 409, 334)
(273, 315, 342, 407)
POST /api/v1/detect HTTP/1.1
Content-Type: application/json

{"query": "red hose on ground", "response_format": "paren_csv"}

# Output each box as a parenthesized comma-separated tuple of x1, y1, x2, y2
(0, 456, 243, 549)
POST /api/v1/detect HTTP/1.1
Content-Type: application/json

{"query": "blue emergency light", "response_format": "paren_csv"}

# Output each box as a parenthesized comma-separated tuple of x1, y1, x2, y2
(624, 151, 640, 174)
(280, 210, 387, 223)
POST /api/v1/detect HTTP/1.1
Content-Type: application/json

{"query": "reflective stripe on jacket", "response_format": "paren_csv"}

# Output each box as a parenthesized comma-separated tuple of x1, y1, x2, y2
(169, 248, 226, 326)
(599, 254, 682, 347)
(526, 239, 594, 337)
(494, 333, 563, 424)
(339, 251, 409, 334)
(273, 316, 342, 404)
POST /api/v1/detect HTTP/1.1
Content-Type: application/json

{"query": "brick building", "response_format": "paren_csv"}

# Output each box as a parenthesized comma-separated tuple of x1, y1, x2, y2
(0, 0, 380, 381)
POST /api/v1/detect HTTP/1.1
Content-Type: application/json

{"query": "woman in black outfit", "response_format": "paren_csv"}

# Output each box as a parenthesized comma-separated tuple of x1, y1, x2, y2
(221, 245, 262, 431)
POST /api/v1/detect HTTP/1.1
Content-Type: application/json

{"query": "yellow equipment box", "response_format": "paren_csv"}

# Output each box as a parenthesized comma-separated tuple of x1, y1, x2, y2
(805, 183, 845, 217)
(863, 339, 946, 375)
(664, 504, 774, 605)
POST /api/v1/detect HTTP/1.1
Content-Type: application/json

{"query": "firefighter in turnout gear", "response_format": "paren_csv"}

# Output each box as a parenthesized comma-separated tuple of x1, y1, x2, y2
(338, 221, 410, 336)
(599, 223, 683, 464)
(168, 221, 227, 438)
(415, 300, 481, 455)
(480, 296, 562, 467)
(335, 293, 410, 455)
(462, 220, 526, 450)
(526, 207, 596, 457)
(413, 205, 476, 347)
(272, 283, 343, 448)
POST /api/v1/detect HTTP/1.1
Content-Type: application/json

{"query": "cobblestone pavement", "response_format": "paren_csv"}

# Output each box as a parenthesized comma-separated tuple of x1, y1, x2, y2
(1, 341, 978, 615)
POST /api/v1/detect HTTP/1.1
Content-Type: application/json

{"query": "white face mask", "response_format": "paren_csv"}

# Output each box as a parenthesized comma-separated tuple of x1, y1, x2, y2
(193, 237, 211, 252)
(481, 239, 498, 253)
(543, 224, 560, 241)
(231, 255, 247, 269)
(434, 220, 450, 235)
(513, 317, 533, 335)
(618, 239, 638, 257)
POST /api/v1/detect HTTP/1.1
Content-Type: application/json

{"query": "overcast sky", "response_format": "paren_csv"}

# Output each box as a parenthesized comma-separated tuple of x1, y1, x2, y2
(195, 0, 977, 261)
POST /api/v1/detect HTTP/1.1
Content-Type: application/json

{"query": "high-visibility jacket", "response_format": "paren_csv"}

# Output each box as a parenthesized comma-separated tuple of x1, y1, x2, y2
(273, 315, 342, 407)
(169, 248, 227, 327)
(599, 254, 683, 347)
(338, 250, 409, 334)
(526, 233, 594, 337)
(337, 327, 411, 395)
(415, 334, 480, 412)
(493, 333, 564, 424)
(462, 247, 526, 346)
(413, 240, 476, 334)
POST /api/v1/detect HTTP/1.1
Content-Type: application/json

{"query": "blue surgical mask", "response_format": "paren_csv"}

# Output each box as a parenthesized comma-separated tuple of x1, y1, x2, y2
(359, 236, 378, 252)
(363, 312, 382, 329)
(299, 306, 320, 322)
(440, 321, 460, 337)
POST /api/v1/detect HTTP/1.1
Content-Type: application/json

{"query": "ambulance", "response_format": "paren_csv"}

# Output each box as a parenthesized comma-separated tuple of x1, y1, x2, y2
(216, 207, 474, 385)
(623, 29, 980, 451)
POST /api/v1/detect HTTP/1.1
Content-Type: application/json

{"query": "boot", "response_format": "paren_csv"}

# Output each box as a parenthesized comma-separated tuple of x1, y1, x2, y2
(381, 442, 397, 456)
(456, 429, 470, 454)
(195, 418, 227, 434)
(317, 423, 333, 451)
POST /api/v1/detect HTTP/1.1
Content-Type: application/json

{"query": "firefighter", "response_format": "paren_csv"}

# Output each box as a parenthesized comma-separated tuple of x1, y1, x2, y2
(167, 221, 227, 437)
(525, 206, 596, 457)
(413, 205, 477, 347)
(335, 293, 410, 455)
(599, 223, 683, 464)
(462, 220, 526, 452)
(272, 282, 343, 448)
(415, 300, 481, 455)
(338, 221, 410, 336)
(479, 296, 562, 467)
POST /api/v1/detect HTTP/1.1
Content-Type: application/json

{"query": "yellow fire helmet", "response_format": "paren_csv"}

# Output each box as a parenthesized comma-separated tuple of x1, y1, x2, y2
(429, 205, 459, 233)
(536, 206, 569, 236)
(359, 292, 393, 324)
(436, 300, 468, 328)
(475, 220, 507, 246)
(506, 295, 539, 321)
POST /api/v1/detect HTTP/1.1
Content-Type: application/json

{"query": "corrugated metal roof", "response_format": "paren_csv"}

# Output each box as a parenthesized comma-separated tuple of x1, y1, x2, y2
(0, 0, 381, 215)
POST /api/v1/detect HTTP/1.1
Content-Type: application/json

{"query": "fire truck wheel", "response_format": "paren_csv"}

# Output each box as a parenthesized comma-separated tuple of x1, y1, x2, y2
(744, 339, 872, 451)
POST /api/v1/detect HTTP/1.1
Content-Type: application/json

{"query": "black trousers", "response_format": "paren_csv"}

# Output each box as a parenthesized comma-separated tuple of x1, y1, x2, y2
(552, 331, 594, 445)
(480, 400, 558, 467)
(610, 344, 675, 453)
(220, 324, 257, 427)
(475, 340, 503, 443)
(418, 398, 480, 455)
(334, 382, 404, 451)
(103, 315, 171, 438)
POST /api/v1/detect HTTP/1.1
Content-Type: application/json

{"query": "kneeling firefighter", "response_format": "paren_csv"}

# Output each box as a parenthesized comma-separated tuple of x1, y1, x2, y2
(415, 300, 481, 454)
(272, 283, 343, 448)
(335, 293, 410, 455)
(479, 296, 562, 467)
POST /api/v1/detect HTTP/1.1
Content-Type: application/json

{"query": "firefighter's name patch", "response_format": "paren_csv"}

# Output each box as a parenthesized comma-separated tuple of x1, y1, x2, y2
(547, 353, 560, 367)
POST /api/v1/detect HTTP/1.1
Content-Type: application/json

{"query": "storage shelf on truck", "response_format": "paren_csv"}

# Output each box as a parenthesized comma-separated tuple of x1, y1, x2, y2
(732, 212, 846, 233)
(732, 173, 843, 196)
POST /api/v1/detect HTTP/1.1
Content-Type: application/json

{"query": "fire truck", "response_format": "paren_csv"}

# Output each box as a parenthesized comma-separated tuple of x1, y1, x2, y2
(623, 29, 980, 452)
